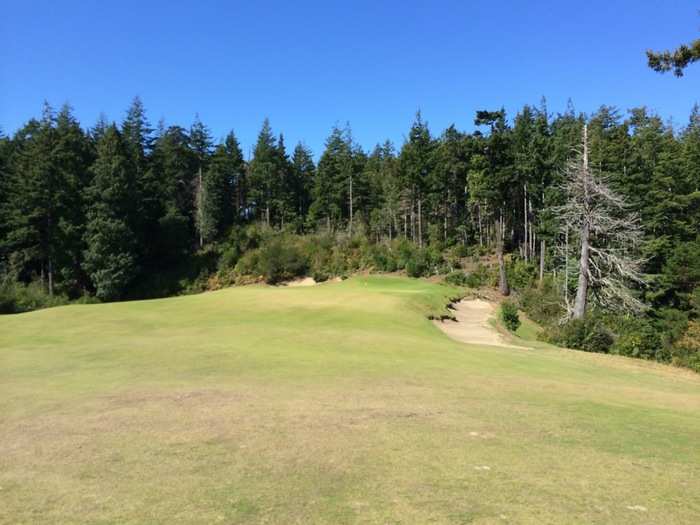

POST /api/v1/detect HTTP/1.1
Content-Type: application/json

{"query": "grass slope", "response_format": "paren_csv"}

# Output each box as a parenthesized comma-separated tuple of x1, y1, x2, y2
(1, 276, 699, 524)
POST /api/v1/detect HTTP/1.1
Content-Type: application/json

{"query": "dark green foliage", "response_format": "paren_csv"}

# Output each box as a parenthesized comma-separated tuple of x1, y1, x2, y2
(647, 38, 700, 76)
(2, 96, 700, 375)
(0, 280, 70, 314)
(201, 132, 245, 243)
(83, 125, 138, 301)
(445, 271, 469, 287)
(610, 320, 665, 361)
(547, 316, 614, 354)
(518, 278, 564, 326)
(507, 259, 537, 289)
(671, 321, 700, 372)
(500, 301, 520, 332)
(235, 236, 308, 285)
(463, 265, 492, 288)
(257, 238, 308, 284)
(405, 253, 428, 278)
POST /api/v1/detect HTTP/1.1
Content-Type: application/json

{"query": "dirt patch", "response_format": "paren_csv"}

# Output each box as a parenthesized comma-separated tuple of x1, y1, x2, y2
(434, 299, 524, 348)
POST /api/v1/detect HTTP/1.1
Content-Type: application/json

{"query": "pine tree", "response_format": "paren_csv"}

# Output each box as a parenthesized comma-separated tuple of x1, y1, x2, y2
(4, 103, 89, 295)
(432, 126, 471, 245)
(290, 142, 315, 226)
(190, 115, 213, 247)
(0, 129, 10, 271)
(471, 109, 514, 295)
(53, 104, 92, 291)
(148, 125, 197, 261)
(399, 112, 434, 247)
(122, 96, 153, 170)
(647, 36, 700, 76)
(248, 119, 279, 226)
(275, 134, 296, 228)
(200, 131, 245, 243)
(309, 125, 348, 231)
(83, 125, 138, 301)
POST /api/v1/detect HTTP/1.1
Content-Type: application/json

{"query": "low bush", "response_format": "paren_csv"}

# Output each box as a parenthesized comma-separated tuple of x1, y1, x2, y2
(546, 316, 613, 353)
(258, 239, 308, 284)
(500, 300, 520, 332)
(405, 252, 428, 278)
(0, 281, 70, 314)
(444, 270, 469, 287)
(611, 325, 665, 361)
(464, 264, 492, 288)
(670, 321, 700, 372)
(507, 258, 537, 290)
(519, 278, 564, 326)
(234, 236, 309, 284)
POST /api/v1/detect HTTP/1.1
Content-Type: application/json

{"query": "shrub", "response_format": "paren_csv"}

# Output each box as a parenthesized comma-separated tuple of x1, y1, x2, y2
(519, 278, 564, 326)
(611, 325, 664, 361)
(500, 300, 520, 332)
(670, 321, 700, 372)
(547, 316, 613, 353)
(507, 259, 537, 290)
(445, 270, 469, 287)
(0, 281, 70, 314)
(405, 253, 428, 278)
(462, 264, 491, 288)
(233, 235, 309, 284)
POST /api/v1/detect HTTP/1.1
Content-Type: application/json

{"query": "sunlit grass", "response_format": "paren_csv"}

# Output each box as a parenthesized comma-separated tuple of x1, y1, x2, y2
(1, 276, 699, 524)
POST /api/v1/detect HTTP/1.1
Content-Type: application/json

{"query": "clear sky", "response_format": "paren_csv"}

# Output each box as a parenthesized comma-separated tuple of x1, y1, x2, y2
(2, 1, 699, 157)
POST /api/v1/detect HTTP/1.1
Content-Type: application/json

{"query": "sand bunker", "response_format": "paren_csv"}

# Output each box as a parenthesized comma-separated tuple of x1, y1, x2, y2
(284, 277, 317, 287)
(434, 299, 523, 348)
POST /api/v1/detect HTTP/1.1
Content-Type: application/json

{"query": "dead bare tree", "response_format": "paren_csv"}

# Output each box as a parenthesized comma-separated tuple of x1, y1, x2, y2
(555, 124, 646, 319)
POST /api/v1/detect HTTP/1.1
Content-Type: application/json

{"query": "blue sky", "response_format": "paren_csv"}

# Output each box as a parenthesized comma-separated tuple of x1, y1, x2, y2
(2, 1, 699, 157)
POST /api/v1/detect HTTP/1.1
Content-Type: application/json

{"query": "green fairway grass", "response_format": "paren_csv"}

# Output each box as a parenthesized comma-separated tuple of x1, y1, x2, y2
(1, 276, 699, 524)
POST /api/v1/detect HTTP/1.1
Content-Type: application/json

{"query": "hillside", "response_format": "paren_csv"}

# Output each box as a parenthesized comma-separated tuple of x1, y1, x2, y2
(1, 276, 699, 524)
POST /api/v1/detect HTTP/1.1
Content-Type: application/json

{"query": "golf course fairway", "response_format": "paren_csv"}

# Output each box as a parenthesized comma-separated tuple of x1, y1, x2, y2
(1, 276, 699, 524)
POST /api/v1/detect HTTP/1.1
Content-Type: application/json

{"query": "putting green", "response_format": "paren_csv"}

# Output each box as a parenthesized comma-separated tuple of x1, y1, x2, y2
(1, 276, 698, 524)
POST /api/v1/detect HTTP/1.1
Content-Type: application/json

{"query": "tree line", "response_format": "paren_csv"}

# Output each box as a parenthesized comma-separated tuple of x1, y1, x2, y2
(2, 98, 700, 325)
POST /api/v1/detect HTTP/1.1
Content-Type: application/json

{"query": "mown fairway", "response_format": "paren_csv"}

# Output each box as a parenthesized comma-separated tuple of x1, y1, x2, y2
(1, 276, 699, 524)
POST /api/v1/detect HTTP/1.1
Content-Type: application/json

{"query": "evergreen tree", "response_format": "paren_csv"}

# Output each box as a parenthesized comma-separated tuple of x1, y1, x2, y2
(309, 125, 349, 231)
(4, 103, 89, 295)
(470, 109, 514, 295)
(190, 115, 213, 247)
(290, 142, 315, 226)
(648, 36, 700, 76)
(83, 125, 138, 301)
(148, 125, 196, 261)
(121, 96, 153, 170)
(200, 131, 245, 242)
(0, 129, 10, 270)
(53, 104, 93, 291)
(399, 112, 434, 247)
(248, 119, 279, 226)
(432, 126, 471, 245)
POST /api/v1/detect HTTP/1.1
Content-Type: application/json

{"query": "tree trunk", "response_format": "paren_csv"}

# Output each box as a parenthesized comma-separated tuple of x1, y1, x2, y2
(48, 255, 54, 297)
(523, 184, 528, 261)
(348, 173, 353, 235)
(477, 204, 483, 247)
(497, 212, 510, 296)
(417, 196, 422, 248)
(572, 222, 589, 319)
(538, 239, 545, 287)
(572, 124, 591, 320)
(564, 226, 569, 306)
(198, 166, 203, 248)
(444, 191, 449, 243)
